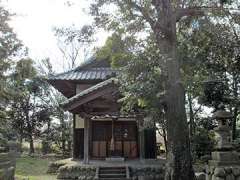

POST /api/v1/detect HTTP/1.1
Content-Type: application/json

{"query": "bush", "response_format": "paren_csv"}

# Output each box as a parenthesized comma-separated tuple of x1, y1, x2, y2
(42, 140, 51, 154)
(191, 128, 215, 162)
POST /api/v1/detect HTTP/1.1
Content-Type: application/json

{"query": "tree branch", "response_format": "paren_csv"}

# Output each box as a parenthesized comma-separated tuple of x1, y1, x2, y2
(176, 6, 240, 22)
(126, 0, 156, 28)
(175, 7, 204, 22)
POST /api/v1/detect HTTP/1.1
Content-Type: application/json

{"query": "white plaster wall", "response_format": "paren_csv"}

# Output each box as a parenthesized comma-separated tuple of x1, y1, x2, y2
(75, 115, 84, 129)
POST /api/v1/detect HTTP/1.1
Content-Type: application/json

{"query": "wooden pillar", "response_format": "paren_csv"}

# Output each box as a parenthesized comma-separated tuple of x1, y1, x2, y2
(89, 119, 92, 158)
(137, 115, 145, 159)
(72, 114, 77, 159)
(83, 117, 89, 164)
(110, 118, 115, 155)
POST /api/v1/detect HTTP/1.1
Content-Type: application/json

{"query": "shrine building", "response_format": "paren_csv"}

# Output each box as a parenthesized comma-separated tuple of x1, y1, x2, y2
(48, 58, 157, 163)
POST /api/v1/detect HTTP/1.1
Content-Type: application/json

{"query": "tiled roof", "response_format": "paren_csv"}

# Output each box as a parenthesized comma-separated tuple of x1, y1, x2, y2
(49, 67, 116, 81)
(61, 78, 118, 108)
(48, 58, 117, 81)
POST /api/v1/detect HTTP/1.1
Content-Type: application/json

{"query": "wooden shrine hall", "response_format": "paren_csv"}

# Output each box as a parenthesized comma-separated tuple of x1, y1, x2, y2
(48, 59, 156, 163)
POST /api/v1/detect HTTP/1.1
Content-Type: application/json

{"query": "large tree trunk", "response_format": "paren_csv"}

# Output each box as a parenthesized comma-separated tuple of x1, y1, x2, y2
(155, 7, 195, 180)
(19, 136, 23, 153)
(162, 128, 168, 154)
(164, 82, 195, 180)
(188, 93, 195, 137)
(60, 117, 66, 154)
(232, 107, 238, 140)
(232, 75, 238, 140)
(29, 135, 34, 154)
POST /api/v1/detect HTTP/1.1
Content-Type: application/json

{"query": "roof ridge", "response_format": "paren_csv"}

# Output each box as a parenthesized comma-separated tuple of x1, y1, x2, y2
(48, 68, 75, 79)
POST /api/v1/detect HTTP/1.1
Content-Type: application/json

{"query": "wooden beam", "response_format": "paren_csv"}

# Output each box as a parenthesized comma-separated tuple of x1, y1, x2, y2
(83, 117, 89, 164)
(85, 99, 118, 108)
(65, 85, 116, 111)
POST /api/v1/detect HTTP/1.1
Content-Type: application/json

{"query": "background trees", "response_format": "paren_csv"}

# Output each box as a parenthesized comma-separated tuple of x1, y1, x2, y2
(0, 2, 23, 145)
(0, 1, 239, 178)
(86, 1, 239, 179)
(8, 59, 53, 154)
(0, 1, 73, 155)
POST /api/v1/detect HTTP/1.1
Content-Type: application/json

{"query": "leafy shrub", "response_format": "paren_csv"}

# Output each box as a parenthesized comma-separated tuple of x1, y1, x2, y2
(191, 128, 215, 162)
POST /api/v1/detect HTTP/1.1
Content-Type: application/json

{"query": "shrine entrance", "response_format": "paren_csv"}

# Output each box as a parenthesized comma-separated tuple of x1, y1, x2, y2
(92, 120, 138, 159)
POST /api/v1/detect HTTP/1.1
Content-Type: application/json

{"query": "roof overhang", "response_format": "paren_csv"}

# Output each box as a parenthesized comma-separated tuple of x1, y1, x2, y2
(61, 78, 119, 113)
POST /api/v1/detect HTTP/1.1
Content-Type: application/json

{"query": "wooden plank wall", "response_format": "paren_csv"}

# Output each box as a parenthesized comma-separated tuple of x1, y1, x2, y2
(91, 121, 138, 159)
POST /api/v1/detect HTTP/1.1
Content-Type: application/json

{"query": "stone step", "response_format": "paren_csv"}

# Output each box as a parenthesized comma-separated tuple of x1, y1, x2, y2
(98, 179, 130, 180)
(99, 173, 126, 178)
(97, 166, 130, 180)
(100, 166, 126, 170)
(100, 169, 126, 174)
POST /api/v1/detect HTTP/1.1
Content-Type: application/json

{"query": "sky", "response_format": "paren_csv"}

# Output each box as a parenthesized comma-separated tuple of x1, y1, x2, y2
(3, 0, 108, 72)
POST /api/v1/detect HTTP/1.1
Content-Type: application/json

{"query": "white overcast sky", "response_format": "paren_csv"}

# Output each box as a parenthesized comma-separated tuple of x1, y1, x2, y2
(2, 0, 108, 72)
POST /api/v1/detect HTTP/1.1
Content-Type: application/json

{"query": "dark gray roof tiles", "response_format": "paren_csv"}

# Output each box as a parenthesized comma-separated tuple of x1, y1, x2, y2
(49, 67, 116, 81)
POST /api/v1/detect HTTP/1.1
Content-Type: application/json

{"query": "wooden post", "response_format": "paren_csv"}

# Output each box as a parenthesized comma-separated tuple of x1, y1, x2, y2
(72, 114, 76, 159)
(83, 117, 89, 164)
(137, 114, 145, 160)
(110, 118, 115, 155)
(89, 119, 92, 158)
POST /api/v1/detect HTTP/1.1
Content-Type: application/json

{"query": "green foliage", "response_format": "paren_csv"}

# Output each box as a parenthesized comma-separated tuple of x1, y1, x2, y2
(7, 59, 55, 153)
(0, 3, 23, 144)
(179, 16, 240, 107)
(95, 32, 136, 67)
(113, 38, 169, 131)
(191, 128, 215, 161)
(201, 80, 230, 109)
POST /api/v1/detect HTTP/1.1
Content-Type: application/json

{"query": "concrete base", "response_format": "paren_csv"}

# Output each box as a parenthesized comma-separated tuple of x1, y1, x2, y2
(105, 157, 125, 162)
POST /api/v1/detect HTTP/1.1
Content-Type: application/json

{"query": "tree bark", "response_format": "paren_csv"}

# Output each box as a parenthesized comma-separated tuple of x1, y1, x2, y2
(232, 75, 238, 140)
(29, 135, 34, 154)
(232, 107, 238, 140)
(153, 4, 195, 179)
(164, 82, 195, 180)
(19, 136, 23, 153)
(188, 93, 195, 137)
(60, 116, 66, 154)
(162, 128, 168, 154)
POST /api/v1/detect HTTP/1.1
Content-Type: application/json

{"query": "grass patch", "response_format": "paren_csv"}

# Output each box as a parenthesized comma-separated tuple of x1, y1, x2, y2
(16, 156, 57, 180)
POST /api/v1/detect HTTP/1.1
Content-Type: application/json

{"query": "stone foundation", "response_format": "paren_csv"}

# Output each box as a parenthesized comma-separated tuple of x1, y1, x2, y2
(52, 158, 166, 180)
(207, 166, 240, 180)
(57, 165, 96, 180)
(131, 167, 165, 180)
(47, 159, 70, 174)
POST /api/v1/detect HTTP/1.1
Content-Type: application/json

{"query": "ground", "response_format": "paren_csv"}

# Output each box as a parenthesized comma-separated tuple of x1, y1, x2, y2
(15, 155, 57, 180)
